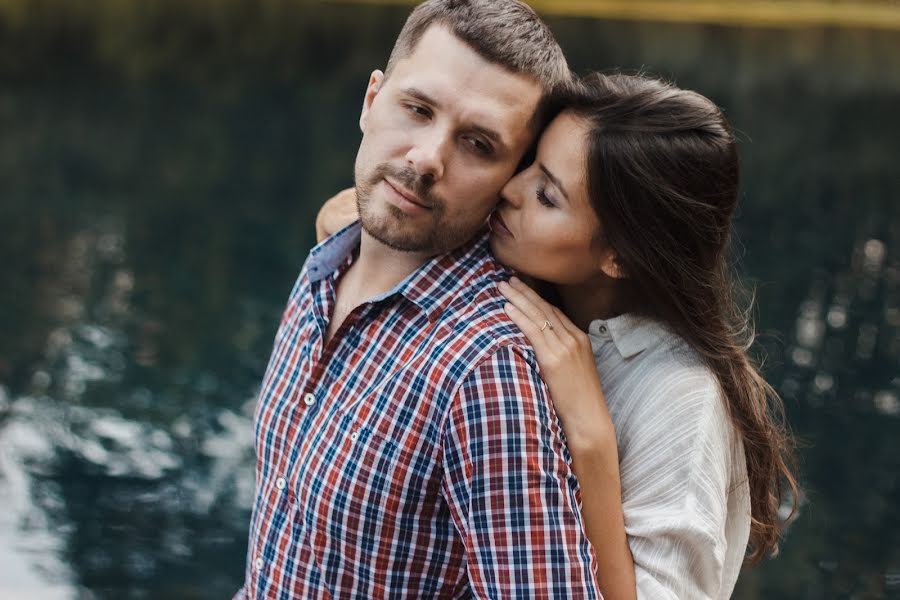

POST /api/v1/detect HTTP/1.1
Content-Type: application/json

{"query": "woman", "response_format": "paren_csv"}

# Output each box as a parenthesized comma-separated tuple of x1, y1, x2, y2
(316, 73, 798, 599)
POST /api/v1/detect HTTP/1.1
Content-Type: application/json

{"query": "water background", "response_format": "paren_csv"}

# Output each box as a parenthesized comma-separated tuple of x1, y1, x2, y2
(1, 2, 899, 598)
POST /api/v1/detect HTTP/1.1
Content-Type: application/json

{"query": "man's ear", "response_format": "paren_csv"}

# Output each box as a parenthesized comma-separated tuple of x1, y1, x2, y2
(360, 70, 385, 132)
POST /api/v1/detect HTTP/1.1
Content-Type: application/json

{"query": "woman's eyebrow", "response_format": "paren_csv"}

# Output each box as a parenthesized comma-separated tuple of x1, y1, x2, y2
(539, 163, 569, 200)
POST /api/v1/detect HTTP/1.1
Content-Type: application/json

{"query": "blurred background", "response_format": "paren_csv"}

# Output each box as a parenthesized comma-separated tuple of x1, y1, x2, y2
(1, 0, 898, 598)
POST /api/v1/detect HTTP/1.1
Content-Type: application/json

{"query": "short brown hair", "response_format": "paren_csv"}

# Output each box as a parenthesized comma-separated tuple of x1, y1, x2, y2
(386, 0, 570, 93)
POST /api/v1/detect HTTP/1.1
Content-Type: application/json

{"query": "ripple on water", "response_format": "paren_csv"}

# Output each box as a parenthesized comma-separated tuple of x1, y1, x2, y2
(1, 388, 257, 596)
(0, 393, 79, 598)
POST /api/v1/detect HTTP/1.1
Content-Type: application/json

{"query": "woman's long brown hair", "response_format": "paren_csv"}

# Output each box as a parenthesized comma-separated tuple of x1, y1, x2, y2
(563, 73, 800, 563)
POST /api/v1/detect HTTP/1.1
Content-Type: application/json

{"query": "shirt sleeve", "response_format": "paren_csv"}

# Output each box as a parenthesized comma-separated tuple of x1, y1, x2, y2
(440, 344, 602, 599)
(618, 370, 741, 600)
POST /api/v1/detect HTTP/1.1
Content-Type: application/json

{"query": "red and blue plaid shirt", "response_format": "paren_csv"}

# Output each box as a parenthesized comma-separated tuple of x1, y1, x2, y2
(236, 222, 601, 599)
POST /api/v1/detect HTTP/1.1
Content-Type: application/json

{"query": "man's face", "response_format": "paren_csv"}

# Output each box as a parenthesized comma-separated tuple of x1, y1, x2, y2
(354, 25, 543, 255)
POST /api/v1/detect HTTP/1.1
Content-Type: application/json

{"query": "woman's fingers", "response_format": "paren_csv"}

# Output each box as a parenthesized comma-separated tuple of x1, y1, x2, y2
(503, 302, 557, 360)
(507, 277, 580, 334)
(548, 303, 580, 336)
(507, 276, 553, 310)
(499, 279, 552, 327)
(499, 279, 565, 367)
(501, 278, 595, 359)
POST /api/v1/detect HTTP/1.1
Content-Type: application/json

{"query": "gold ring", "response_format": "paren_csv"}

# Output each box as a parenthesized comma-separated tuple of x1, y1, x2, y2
(540, 320, 553, 332)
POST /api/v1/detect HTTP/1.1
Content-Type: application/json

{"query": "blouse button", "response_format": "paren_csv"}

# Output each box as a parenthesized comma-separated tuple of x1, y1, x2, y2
(275, 477, 286, 490)
(303, 393, 316, 406)
(254, 557, 264, 571)
(350, 430, 359, 441)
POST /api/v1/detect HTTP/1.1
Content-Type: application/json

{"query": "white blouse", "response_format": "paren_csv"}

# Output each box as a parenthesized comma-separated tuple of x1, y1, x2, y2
(588, 314, 751, 600)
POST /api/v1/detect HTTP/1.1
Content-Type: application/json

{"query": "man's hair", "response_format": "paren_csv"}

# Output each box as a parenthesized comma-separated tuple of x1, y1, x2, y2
(386, 0, 571, 93)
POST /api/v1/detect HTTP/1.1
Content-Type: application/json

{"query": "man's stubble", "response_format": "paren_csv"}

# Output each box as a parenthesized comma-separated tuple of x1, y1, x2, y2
(355, 163, 487, 255)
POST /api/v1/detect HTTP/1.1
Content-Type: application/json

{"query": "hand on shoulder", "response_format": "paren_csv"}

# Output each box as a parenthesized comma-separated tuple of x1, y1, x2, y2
(499, 277, 615, 450)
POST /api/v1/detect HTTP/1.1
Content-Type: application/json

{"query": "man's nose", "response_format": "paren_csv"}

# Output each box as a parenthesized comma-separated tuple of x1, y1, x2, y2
(406, 129, 448, 182)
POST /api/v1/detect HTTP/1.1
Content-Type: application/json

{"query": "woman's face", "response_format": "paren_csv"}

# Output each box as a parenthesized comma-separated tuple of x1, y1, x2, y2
(489, 111, 615, 285)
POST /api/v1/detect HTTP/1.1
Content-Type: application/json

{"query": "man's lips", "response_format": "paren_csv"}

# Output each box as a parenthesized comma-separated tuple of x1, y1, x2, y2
(489, 211, 513, 238)
(385, 178, 430, 209)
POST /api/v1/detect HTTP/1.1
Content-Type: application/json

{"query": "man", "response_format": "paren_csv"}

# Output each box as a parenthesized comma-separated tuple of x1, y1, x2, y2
(236, 1, 601, 597)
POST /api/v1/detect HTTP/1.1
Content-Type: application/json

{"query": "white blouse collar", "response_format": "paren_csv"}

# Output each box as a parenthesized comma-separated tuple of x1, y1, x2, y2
(588, 313, 672, 359)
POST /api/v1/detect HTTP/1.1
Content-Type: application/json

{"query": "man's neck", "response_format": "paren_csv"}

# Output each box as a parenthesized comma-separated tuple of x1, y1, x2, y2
(338, 228, 433, 308)
(325, 229, 433, 344)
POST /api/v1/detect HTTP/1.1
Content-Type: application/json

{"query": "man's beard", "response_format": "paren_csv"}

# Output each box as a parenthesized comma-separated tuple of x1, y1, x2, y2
(355, 163, 482, 254)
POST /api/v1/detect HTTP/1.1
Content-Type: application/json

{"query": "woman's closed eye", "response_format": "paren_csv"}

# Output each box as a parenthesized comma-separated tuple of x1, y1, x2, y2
(536, 187, 556, 208)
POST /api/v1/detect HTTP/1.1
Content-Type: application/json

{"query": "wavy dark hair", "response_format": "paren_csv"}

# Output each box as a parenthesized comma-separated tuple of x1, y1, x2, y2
(562, 73, 799, 563)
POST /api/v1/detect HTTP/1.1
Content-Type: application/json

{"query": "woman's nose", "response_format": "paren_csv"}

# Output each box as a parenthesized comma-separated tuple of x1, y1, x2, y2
(499, 174, 525, 209)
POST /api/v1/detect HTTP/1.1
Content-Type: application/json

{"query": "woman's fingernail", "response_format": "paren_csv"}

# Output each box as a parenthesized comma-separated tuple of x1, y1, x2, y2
(510, 276, 520, 286)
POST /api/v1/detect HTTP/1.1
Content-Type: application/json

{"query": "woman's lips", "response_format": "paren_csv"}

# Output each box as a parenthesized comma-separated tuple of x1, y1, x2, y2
(489, 211, 513, 238)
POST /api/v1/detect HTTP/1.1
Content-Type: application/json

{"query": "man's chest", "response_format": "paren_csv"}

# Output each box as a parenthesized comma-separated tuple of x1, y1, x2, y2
(253, 293, 470, 532)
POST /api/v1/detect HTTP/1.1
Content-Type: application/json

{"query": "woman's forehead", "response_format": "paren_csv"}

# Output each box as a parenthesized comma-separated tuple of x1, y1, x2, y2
(536, 113, 591, 203)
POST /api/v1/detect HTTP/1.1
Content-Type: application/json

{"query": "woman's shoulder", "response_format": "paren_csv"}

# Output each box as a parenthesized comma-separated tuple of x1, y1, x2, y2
(592, 320, 750, 598)
(593, 315, 723, 430)
(627, 343, 723, 431)
(593, 315, 738, 481)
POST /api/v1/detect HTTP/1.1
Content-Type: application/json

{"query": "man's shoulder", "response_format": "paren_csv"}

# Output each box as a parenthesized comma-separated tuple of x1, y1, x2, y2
(432, 252, 539, 375)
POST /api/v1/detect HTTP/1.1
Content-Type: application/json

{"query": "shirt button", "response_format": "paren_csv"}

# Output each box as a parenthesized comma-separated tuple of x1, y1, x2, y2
(350, 430, 359, 441)
(598, 325, 608, 334)
(254, 557, 264, 571)
(303, 393, 316, 406)
(275, 477, 286, 490)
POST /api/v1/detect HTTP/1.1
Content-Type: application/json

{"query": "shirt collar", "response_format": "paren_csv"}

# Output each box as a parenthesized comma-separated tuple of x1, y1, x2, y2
(306, 220, 501, 323)
(588, 313, 672, 359)
(307, 220, 363, 283)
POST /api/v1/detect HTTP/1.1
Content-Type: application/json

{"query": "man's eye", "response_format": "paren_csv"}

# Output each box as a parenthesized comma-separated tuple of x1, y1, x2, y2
(406, 104, 431, 118)
(465, 137, 492, 155)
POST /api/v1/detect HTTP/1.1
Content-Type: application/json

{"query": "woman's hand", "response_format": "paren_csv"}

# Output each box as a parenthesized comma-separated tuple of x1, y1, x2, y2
(500, 276, 637, 600)
(316, 187, 360, 243)
(498, 277, 614, 449)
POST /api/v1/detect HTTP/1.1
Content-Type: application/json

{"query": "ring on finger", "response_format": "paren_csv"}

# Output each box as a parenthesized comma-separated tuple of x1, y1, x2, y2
(540, 319, 554, 332)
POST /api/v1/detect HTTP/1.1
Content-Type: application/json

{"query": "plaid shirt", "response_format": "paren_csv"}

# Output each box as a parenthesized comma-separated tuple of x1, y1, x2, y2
(236, 222, 601, 599)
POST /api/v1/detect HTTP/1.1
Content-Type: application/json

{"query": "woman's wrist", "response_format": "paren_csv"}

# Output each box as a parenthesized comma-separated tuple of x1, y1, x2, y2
(561, 404, 617, 455)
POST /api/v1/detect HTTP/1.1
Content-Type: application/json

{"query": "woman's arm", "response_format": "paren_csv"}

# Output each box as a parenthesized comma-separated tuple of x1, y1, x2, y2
(499, 277, 637, 600)
(316, 187, 359, 243)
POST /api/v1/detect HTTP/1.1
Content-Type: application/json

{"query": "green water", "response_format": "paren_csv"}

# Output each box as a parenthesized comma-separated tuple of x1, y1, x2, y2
(1, 2, 898, 598)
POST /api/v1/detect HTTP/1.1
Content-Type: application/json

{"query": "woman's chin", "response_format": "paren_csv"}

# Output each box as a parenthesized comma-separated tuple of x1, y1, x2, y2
(489, 234, 529, 277)
(488, 233, 510, 263)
